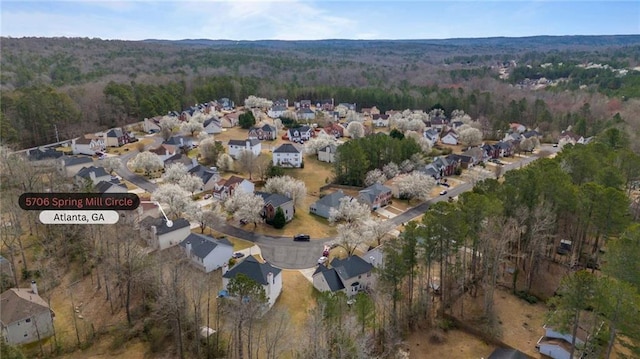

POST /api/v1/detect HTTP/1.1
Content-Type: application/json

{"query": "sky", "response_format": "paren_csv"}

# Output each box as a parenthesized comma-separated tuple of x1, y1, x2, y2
(1, 1, 639, 41)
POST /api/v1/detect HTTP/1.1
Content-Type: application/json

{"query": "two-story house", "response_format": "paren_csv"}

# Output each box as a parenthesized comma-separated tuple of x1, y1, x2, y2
(272, 143, 303, 168)
(256, 192, 295, 222)
(440, 129, 459, 145)
(358, 183, 392, 210)
(187, 165, 220, 192)
(57, 156, 94, 177)
(1, 282, 55, 345)
(203, 117, 222, 135)
(248, 124, 278, 141)
(139, 216, 191, 251)
(74, 166, 112, 188)
(309, 190, 350, 219)
(287, 126, 313, 142)
(103, 128, 130, 147)
(222, 256, 282, 308)
(227, 139, 261, 159)
(372, 114, 390, 127)
(71, 136, 105, 156)
(180, 234, 234, 273)
(317, 143, 338, 163)
(312, 255, 375, 297)
(213, 175, 255, 201)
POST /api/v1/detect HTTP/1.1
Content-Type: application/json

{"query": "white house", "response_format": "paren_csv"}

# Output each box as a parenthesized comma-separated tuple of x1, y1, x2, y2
(372, 114, 390, 127)
(424, 128, 440, 146)
(187, 165, 220, 192)
(71, 136, 105, 156)
(317, 143, 337, 163)
(287, 126, 313, 142)
(203, 118, 222, 135)
(313, 255, 375, 297)
(267, 105, 287, 119)
(179, 233, 234, 273)
(1, 282, 55, 345)
(537, 323, 588, 359)
(272, 143, 303, 168)
(222, 256, 283, 308)
(227, 139, 262, 159)
(440, 130, 459, 145)
(139, 216, 191, 251)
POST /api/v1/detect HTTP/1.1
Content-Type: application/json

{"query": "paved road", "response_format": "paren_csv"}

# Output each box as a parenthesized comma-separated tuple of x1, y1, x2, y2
(110, 136, 163, 193)
(119, 141, 558, 270)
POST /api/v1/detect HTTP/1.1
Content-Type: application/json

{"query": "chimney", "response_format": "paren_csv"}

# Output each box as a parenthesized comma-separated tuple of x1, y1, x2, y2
(186, 241, 192, 257)
(89, 170, 96, 182)
(267, 272, 273, 298)
(31, 280, 38, 295)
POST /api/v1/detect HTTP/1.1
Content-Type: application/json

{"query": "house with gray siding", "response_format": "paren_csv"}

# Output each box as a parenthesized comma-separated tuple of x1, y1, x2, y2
(309, 190, 350, 219)
(139, 216, 191, 251)
(1, 283, 54, 345)
(179, 233, 234, 273)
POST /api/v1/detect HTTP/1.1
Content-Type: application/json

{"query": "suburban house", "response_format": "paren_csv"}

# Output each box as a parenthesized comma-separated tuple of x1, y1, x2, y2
(221, 111, 242, 128)
(496, 141, 515, 157)
(222, 256, 282, 308)
(213, 175, 255, 201)
(312, 255, 375, 296)
(451, 120, 464, 129)
(163, 136, 194, 153)
(272, 143, 303, 168)
(164, 154, 196, 170)
(149, 146, 177, 162)
(294, 100, 312, 109)
(372, 114, 390, 127)
(95, 179, 128, 193)
(187, 165, 220, 192)
(317, 143, 338, 163)
(364, 245, 385, 269)
(424, 128, 440, 146)
(143, 117, 162, 133)
(296, 108, 316, 121)
(447, 154, 473, 169)
(267, 105, 287, 118)
(419, 164, 442, 180)
(432, 156, 458, 177)
(558, 131, 585, 146)
(71, 136, 105, 156)
(227, 139, 262, 159)
(248, 124, 278, 141)
(273, 98, 289, 108)
(337, 102, 357, 112)
(103, 128, 130, 147)
(509, 122, 527, 133)
(440, 129, 459, 145)
(203, 117, 222, 135)
(1, 282, 55, 345)
(139, 216, 191, 251)
(179, 233, 234, 273)
(57, 156, 94, 177)
(74, 166, 112, 187)
(287, 126, 313, 142)
(27, 147, 64, 162)
(256, 192, 295, 222)
(324, 123, 346, 138)
(430, 117, 449, 130)
(536, 321, 597, 359)
(361, 106, 380, 117)
(358, 183, 392, 210)
(309, 190, 350, 219)
(214, 98, 234, 111)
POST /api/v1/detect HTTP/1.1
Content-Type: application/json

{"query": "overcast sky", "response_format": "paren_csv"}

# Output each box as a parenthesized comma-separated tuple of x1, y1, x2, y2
(2, 1, 639, 41)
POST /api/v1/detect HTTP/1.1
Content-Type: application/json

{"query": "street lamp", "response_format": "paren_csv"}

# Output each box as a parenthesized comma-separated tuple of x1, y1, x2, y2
(140, 200, 173, 227)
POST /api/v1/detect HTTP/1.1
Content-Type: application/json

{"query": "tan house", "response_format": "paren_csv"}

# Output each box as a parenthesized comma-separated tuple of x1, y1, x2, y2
(1, 282, 55, 345)
(139, 216, 191, 251)
(317, 143, 338, 163)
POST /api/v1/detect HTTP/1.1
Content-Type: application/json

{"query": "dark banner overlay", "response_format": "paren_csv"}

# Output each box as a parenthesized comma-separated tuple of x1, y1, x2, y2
(19, 193, 140, 211)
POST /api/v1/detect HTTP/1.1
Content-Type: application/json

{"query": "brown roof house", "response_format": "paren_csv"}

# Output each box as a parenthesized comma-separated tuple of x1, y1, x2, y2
(1, 281, 54, 345)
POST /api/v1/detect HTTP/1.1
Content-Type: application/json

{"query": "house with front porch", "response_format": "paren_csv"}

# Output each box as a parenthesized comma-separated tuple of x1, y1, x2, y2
(272, 143, 303, 168)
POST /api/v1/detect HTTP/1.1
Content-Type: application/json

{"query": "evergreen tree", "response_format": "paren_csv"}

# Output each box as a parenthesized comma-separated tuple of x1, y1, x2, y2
(272, 207, 286, 229)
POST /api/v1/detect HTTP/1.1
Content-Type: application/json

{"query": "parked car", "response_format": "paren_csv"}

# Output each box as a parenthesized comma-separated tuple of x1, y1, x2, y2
(203, 194, 212, 200)
(293, 234, 311, 241)
(323, 249, 330, 257)
(317, 256, 328, 265)
(233, 252, 245, 259)
(439, 190, 448, 195)
(239, 219, 248, 225)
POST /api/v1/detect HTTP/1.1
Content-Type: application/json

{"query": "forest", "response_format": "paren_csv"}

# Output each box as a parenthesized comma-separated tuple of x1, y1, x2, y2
(2, 36, 640, 148)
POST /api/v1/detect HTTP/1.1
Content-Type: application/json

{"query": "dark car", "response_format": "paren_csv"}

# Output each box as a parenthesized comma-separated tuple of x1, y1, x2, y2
(293, 234, 311, 241)
(233, 252, 245, 259)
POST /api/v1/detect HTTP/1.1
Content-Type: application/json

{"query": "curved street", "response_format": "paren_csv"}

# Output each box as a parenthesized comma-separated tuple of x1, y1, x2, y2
(119, 140, 558, 270)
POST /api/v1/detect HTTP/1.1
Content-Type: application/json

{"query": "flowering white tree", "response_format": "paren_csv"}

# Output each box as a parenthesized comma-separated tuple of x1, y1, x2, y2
(244, 95, 273, 110)
(519, 137, 540, 153)
(396, 172, 437, 202)
(329, 196, 371, 226)
(181, 174, 204, 195)
(224, 191, 265, 228)
(159, 116, 180, 140)
(399, 159, 415, 173)
(282, 110, 298, 121)
(200, 137, 224, 165)
(405, 130, 432, 153)
(197, 131, 210, 142)
(382, 162, 400, 179)
(152, 183, 195, 218)
(406, 119, 426, 133)
(363, 218, 396, 246)
(190, 205, 226, 234)
(163, 162, 187, 183)
(334, 223, 369, 256)
(345, 110, 362, 123)
(236, 149, 258, 180)
(181, 119, 204, 136)
(264, 175, 307, 208)
(346, 121, 365, 139)
(304, 132, 338, 154)
(365, 169, 387, 186)
(450, 109, 472, 123)
(216, 153, 234, 172)
(102, 157, 122, 175)
(392, 117, 409, 132)
(131, 151, 164, 176)
(428, 108, 446, 120)
(458, 125, 484, 147)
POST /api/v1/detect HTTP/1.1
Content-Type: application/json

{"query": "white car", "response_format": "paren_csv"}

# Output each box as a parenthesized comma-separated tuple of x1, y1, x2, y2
(439, 190, 448, 195)
(317, 256, 328, 265)
(203, 194, 212, 200)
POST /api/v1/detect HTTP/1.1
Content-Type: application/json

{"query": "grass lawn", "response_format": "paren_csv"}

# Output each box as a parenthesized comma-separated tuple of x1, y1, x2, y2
(274, 270, 315, 332)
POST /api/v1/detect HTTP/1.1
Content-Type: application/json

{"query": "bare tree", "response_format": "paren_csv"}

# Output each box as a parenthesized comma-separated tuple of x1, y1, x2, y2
(216, 153, 234, 172)
(264, 175, 307, 208)
(236, 150, 259, 180)
(200, 137, 224, 165)
(180, 119, 204, 137)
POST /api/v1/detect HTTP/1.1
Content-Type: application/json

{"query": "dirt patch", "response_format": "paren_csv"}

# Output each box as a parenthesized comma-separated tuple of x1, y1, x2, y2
(406, 328, 495, 359)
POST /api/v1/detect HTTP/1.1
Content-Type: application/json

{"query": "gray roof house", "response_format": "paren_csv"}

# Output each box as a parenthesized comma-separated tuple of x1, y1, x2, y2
(256, 192, 295, 223)
(222, 256, 283, 308)
(312, 255, 375, 296)
(179, 233, 234, 273)
(187, 165, 220, 191)
(57, 156, 94, 177)
(272, 143, 303, 168)
(358, 183, 392, 210)
(139, 216, 191, 251)
(1, 284, 55, 345)
(74, 166, 112, 187)
(94, 179, 128, 193)
(317, 143, 338, 163)
(309, 190, 350, 219)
